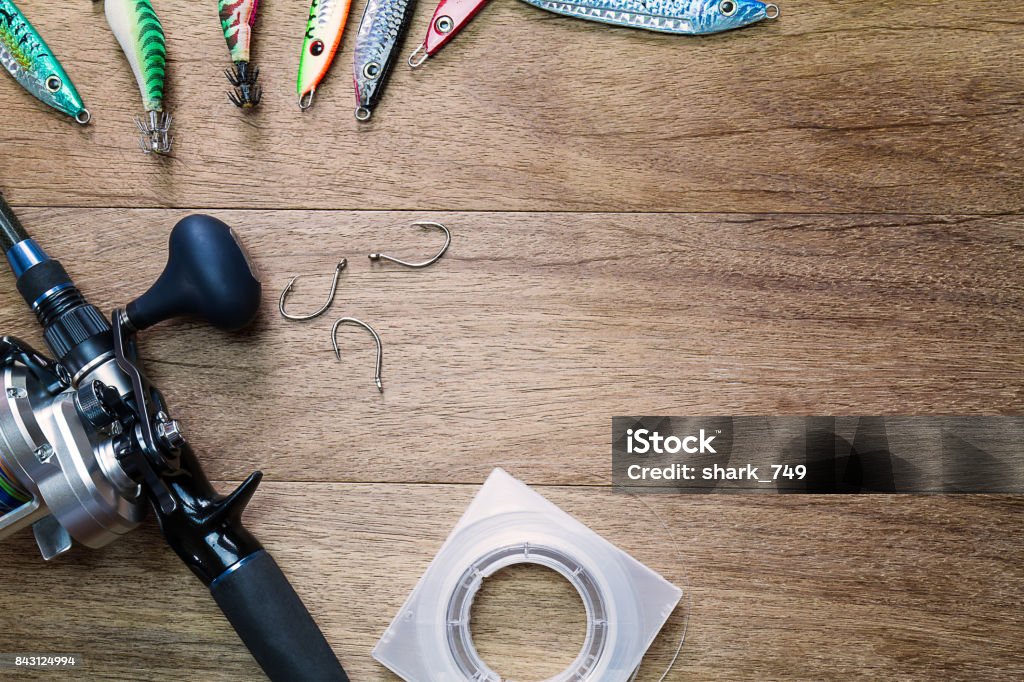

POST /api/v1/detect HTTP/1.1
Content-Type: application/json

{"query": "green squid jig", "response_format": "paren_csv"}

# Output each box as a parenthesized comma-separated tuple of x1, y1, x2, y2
(218, 0, 261, 108)
(101, 0, 171, 154)
(0, 0, 90, 123)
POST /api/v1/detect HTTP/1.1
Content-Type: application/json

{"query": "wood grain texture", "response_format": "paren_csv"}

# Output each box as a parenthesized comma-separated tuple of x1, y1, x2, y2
(0, 0, 1021, 677)
(0, 484, 1020, 680)
(0, 209, 1018, 485)
(0, 1, 1020, 212)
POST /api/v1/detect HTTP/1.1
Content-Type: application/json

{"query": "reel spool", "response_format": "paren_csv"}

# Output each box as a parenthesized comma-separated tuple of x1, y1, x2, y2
(0, 357, 144, 557)
(0, 456, 30, 512)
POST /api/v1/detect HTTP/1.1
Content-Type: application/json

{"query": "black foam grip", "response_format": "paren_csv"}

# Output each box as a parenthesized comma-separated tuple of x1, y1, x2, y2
(210, 551, 349, 682)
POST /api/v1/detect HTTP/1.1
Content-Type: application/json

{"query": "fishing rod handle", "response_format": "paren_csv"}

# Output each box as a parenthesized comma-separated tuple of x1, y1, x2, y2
(210, 549, 350, 682)
(150, 448, 347, 682)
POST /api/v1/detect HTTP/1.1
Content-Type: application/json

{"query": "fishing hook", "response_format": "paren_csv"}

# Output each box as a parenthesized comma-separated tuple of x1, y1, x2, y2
(279, 260, 347, 321)
(368, 221, 451, 269)
(226, 63, 263, 108)
(408, 43, 428, 69)
(135, 111, 173, 155)
(331, 317, 383, 392)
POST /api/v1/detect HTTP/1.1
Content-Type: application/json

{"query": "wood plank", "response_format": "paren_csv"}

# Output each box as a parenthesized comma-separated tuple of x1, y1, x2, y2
(0, 209, 1018, 484)
(0, 484, 1019, 680)
(0, 2, 1020, 212)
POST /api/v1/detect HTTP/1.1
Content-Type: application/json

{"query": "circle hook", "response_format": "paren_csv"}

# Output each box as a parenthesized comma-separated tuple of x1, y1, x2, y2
(331, 317, 384, 392)
(368, 221, 451, 269)
(278, 260, 346, 321)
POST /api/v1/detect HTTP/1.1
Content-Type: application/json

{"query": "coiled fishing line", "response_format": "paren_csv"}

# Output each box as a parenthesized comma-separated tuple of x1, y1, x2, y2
(446, 543, 610, 680)
(373, 469, 686, 681)
(0, 455, 29, 513)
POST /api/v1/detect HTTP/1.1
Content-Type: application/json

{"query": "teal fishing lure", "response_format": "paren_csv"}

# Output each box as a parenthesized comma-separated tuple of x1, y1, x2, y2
(0, 0, 90, 123)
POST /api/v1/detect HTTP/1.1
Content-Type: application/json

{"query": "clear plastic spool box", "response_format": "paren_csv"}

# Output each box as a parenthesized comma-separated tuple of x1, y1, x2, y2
(374, 469, 682, 682)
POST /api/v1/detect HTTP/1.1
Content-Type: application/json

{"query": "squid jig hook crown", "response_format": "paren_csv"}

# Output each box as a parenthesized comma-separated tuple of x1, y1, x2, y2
(135, 111, 173, 155)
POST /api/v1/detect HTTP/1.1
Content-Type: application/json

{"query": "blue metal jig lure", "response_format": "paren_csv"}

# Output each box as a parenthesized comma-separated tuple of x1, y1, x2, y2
(518, 0, 779, 34)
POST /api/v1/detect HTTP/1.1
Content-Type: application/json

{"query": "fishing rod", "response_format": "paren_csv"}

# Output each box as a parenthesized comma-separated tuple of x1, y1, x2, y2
(0, 195, 349, 681)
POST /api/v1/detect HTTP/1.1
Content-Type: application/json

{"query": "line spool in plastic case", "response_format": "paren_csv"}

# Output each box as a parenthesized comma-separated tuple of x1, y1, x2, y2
(373, 468, 683, 681)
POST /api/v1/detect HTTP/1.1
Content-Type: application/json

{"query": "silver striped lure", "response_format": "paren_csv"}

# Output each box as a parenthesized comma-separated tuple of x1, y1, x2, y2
(518, 0, 779, 34)
(352, 0, 417, 121)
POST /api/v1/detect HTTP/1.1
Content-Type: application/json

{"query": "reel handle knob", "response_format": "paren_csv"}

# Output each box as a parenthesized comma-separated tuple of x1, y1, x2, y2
(126, 215, 261, 331)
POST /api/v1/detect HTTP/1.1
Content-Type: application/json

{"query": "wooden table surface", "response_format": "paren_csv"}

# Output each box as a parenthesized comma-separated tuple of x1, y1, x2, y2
(0, 0, 1021, 680)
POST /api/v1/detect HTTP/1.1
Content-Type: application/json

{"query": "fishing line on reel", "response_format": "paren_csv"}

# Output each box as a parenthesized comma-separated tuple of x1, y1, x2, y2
(0, 457, 29, 513)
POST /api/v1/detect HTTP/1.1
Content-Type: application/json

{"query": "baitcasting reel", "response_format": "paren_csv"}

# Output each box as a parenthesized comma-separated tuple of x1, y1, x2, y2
(0, 196, 349, 681)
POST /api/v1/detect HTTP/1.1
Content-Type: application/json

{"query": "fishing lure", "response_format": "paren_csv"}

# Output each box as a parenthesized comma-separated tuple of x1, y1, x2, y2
(297, 0, 355, 109)
(352, 0, 416, 121)
(409, 0, 779, 66)
(518, 0, 779, 35)
(0, 0, 90, 123)
(407, 0, 488, 67)
(219, 0, 261, 107)
(102, 0, 171, 154)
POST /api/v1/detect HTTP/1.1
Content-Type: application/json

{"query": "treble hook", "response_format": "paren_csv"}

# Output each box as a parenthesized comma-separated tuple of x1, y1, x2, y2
(332, 317, 383, 392)
(279, 260, 347, 321)
(368, 221, 451, 269)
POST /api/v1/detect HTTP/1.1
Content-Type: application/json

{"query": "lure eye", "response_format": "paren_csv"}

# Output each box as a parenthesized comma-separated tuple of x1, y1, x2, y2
(435, 15, 454, 33)
(45, 76, 62, 92)
(719, 0, 738, 16)
(363, 62, 381, 80)
(309, 40, 324, 56)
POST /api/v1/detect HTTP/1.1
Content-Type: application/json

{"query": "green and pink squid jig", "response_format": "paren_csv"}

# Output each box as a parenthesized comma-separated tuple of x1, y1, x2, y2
(218, 0, 261, 108)
(0, 0, 90, 123)
(99, 0, 171, 154)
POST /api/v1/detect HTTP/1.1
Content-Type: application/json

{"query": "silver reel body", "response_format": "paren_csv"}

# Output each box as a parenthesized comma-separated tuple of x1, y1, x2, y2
(0, 354, 144, 559)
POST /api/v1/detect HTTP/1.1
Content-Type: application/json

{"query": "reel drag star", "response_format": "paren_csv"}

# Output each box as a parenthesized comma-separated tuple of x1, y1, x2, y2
(0, 194, 350, 682)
